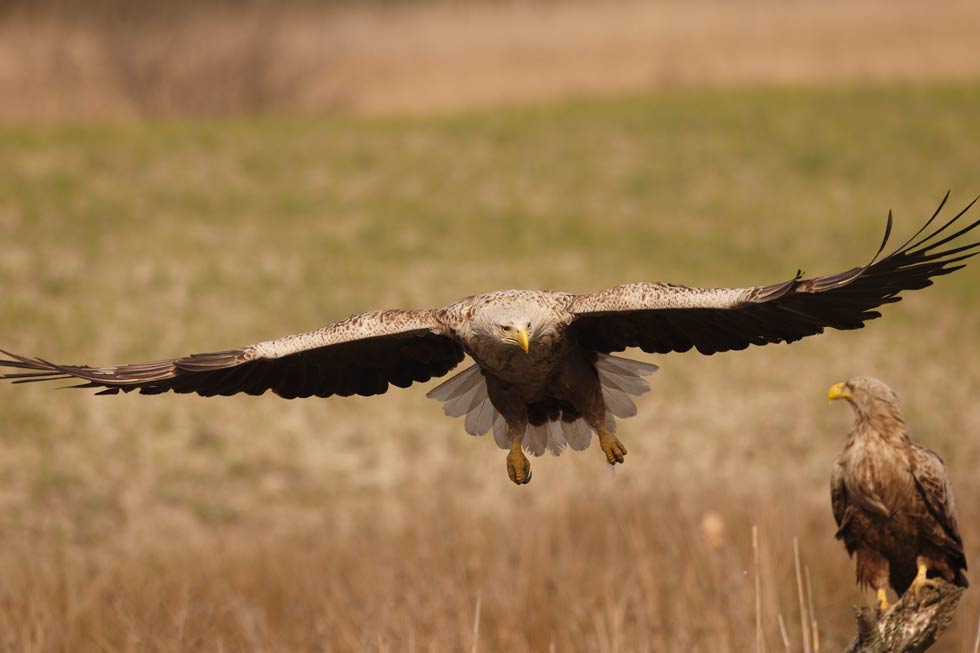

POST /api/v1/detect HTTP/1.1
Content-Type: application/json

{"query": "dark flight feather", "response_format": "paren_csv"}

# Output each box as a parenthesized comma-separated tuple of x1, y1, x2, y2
(568, 194, 979, 355)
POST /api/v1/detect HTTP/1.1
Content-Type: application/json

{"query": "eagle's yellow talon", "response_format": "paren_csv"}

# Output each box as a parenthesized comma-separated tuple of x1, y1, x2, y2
(876, 588, 890, 613)
(909, 564, 940, 601)
(506, 444, 531, 485)
(599, 432, 627, 465)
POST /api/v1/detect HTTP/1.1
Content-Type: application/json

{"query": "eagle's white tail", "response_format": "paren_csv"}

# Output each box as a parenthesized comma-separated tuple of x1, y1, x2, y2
(425, 354, 658, 456)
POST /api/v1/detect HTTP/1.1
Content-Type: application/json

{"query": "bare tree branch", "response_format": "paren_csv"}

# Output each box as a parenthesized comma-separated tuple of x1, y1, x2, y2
(844, 580, 965, 653)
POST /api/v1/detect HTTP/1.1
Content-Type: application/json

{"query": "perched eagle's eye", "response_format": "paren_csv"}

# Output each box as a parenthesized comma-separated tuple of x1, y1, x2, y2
(500, 325, 513, 333)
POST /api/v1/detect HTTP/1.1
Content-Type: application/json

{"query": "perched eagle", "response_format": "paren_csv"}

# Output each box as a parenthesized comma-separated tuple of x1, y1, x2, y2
(828, 376, 968, 611)
(2, 195, 978, 484)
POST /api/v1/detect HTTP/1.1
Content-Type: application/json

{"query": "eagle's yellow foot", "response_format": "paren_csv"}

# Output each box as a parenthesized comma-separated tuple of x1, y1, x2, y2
(909, 564, 940, 602)
(506, 443, 532, 485)
(598, 431, 628, 464)
(876, 588, 890, 613)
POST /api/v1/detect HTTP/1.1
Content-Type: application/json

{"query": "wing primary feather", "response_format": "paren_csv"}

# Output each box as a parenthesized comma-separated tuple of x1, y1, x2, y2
(908, 196, 980, 250)
(918, 216, 980, 255)
(887, 190, 949, 254)
(824, 214, 894, 290)
(872, 210, 894, 266)
(826, 212, 893, 290)
(907, 194, 980, 252)
(3, 370, 68, 380)
(12, 376, 72, 384)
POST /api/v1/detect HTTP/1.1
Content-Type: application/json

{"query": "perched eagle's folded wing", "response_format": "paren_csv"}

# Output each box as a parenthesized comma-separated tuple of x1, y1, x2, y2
(0, 309, 463, 399)
(830, 460, 852, 538)
(566, 193, 979, 355)
(910, 445, 967, 562)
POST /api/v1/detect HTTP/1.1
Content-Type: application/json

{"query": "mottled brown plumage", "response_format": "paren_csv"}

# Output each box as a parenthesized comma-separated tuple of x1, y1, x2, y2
(2, 195, 979, 484)
(829, 377, 968, 612)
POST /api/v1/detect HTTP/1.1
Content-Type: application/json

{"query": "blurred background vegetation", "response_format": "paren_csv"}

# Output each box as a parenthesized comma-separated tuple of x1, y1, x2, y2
(0, 1, 979, 651)
(2, 0, 980, 120)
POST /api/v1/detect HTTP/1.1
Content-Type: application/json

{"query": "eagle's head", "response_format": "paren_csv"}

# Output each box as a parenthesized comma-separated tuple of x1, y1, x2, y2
(495, 316, 532, 353)
(470, 296, 554, 355)
(827, 376, 906, 429)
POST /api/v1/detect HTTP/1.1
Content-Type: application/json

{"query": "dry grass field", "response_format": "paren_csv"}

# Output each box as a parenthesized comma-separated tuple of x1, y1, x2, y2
(1, 83, 980, 650)
(1, 0, 980, 120)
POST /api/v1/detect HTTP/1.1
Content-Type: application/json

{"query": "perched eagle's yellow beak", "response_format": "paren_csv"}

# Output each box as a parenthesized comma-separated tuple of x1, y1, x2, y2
(827, 382, 852, 401)
(514, 327, 530, 354)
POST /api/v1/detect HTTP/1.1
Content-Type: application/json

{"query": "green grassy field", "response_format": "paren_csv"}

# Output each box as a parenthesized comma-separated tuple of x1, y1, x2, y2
(1, 83, 979, 651)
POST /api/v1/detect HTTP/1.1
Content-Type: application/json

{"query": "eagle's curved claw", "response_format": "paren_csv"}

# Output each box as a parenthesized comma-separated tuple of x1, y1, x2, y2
(876, 588, 891, 613)
(909, 564, 940, 603)
(507, 444, 532, 485)
(599, 432, 628, 465)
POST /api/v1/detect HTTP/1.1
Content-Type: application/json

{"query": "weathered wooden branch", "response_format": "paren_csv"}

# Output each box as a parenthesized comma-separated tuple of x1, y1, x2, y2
(844, 579, 965, 653)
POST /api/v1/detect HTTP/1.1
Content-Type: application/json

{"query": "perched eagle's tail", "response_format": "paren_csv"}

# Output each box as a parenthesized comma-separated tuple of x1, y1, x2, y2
(426, 354, 658, 457)
(954, 568, 969, 588)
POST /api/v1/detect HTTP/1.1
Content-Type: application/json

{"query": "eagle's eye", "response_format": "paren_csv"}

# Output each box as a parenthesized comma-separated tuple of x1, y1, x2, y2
(500, 324, 513, 333)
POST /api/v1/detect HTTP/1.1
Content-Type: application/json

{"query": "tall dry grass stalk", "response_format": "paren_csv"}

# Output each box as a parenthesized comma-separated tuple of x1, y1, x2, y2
(755, 525, 765, 653)
(777, 613, 792, 653)
(973, 608, 980, 653)
(795, 537, 813, 653)
(806, 566, 820, 653)
(471, 591, 482, 653)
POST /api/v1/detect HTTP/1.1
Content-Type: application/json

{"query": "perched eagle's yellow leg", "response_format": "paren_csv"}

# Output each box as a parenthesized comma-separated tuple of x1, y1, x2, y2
(597, 426, 628, 465)
(506, 441, 532, 485)
(876, 588, 890, 613)
(909, 562, 940, 601)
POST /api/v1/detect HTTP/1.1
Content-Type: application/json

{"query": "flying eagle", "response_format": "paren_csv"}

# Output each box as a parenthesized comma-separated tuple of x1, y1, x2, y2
(2, 195, 978, 484)
(828, 377, 968, 611)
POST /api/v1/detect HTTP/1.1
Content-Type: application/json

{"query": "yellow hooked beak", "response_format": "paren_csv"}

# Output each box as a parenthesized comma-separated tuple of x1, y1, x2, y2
(827, 382, 852, 401)
(514, 327, 530, 354)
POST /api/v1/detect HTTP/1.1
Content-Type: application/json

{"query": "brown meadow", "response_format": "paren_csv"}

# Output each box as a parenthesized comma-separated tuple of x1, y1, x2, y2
(1, 5, 980, 647)
(1, 0, 980, 121)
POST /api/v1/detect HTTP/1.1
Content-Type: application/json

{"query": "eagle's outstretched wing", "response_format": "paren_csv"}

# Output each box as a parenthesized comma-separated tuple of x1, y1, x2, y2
(0, 309, 463, 399)
(566, 194, 979, 355)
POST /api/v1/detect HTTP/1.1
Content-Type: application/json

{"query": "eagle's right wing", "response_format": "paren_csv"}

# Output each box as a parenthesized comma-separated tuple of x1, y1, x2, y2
(1, 309, 464, 399)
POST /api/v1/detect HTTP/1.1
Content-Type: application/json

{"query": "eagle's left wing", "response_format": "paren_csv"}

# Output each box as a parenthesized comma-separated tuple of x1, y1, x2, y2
(830, 459, 849, 532)
(566, 194, 978, 355)
(910, 444, 966, 563)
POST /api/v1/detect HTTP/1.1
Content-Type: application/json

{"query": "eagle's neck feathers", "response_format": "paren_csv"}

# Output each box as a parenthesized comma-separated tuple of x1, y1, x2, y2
(848, 400, 910, 448)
